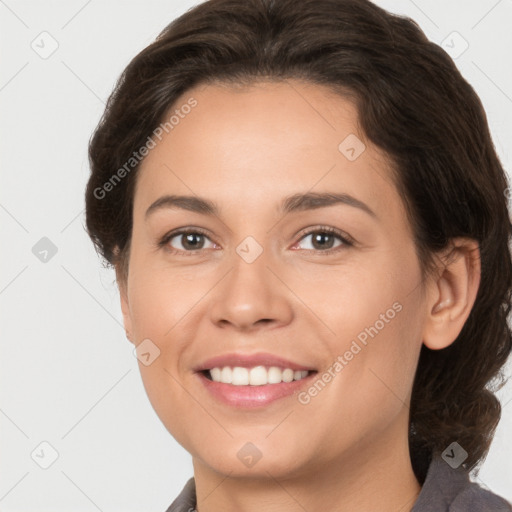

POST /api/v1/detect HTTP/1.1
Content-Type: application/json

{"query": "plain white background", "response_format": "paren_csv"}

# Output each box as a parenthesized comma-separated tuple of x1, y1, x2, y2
(1, 0, 511, 510)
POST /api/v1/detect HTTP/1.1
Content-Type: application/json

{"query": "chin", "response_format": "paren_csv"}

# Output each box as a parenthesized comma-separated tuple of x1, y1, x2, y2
(189, 437, 315, 480)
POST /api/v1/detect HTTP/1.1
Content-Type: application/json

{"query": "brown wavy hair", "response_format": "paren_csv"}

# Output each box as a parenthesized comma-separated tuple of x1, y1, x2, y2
(85, 0, 512, 482)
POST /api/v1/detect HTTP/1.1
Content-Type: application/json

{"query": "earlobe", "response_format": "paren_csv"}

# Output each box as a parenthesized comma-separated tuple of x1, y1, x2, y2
(422, 238, 481, 351)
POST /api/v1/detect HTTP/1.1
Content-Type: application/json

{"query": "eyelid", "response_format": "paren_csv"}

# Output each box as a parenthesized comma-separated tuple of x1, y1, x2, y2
(295, 225, 355, 246)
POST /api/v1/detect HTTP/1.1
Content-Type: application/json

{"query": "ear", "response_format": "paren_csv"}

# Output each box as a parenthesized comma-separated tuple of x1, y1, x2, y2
(114, 254, 135, 345)
(422, 237, 481, 350)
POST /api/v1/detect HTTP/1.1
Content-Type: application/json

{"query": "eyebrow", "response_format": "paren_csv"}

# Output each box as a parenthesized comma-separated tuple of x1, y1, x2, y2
(145, 192, 377, 220)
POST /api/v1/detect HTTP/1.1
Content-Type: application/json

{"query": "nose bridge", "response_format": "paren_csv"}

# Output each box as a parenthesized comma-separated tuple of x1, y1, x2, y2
(208, 234, 293, 330)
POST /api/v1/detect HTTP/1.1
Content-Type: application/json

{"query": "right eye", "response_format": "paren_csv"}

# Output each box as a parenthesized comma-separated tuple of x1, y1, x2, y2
(159, 228, 218, 255)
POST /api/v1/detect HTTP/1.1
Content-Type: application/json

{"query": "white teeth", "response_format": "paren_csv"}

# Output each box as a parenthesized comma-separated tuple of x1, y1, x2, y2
(282, 368, 294, 383)
(220, 367, 232, 384)
(232, 367, 249, 385)
(208, 366, 311, 385)
(210, 367, 222, 382)
(268, 366, 282, 384)
(249, 366, 267, 385)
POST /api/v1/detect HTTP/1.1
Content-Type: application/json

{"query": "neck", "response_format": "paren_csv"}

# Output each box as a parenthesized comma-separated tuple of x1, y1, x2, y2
(192, 414, 422, 512)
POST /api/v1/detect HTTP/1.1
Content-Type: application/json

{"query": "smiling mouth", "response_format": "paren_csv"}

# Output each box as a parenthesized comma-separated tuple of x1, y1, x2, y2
(201, 366, 317, 386)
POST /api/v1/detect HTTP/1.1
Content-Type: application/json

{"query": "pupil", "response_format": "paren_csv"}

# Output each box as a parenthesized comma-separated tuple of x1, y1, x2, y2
(183, 233, 203, 250)
(313, 232, 333, 250)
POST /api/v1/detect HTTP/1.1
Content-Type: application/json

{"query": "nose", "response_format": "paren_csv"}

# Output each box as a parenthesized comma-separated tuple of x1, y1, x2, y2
(209, 245, 294, 332)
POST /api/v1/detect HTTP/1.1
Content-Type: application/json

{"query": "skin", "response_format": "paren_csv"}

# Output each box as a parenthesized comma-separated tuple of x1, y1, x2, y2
(117, 80, 481, 512)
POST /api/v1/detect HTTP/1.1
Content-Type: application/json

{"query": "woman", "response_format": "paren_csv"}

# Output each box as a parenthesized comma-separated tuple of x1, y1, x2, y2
(85, 0, 512, 510)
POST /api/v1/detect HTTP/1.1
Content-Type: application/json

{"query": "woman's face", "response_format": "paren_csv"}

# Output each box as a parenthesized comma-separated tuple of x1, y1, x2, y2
(120, 80, 429, 478)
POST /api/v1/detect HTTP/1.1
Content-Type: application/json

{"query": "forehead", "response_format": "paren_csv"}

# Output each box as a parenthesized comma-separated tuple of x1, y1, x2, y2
(133, 79, 404, 226)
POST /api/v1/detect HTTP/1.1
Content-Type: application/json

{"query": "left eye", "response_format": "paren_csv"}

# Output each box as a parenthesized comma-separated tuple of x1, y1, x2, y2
(294, 229, 352, 252)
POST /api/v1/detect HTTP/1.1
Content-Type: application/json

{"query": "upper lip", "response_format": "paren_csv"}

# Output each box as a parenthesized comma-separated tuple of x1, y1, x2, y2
(194, 352, 317, 372)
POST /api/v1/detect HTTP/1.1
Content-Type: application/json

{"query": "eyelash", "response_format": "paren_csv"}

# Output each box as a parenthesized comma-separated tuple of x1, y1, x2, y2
(158, 225, 355, 256)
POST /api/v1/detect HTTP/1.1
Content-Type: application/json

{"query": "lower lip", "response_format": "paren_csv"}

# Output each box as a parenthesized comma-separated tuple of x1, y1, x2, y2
(197, 371, 316, 408)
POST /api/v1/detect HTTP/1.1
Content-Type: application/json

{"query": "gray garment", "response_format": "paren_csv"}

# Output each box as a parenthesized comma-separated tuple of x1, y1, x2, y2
(164, 455, 512, 512)
(411, 456, 511, 511)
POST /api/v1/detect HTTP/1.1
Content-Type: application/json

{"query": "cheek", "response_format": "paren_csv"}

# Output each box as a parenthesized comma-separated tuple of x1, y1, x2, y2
(296, 304, 423, 460)
(304, 247, 424, 420)
(294, 248, 420, 349)
(126, 263, 200, 443)
(127, 261, 203, 341)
